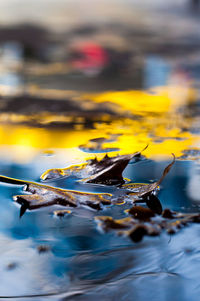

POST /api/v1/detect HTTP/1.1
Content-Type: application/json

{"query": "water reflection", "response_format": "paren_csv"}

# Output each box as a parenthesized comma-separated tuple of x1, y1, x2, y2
(144, 55, 171, 89)
(0, 152, 199, 299)
(0, 8, 200, 300)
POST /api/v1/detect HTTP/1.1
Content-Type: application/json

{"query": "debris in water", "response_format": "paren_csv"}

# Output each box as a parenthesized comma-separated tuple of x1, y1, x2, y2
(37, 245, 51, 254)
(95, 208, 200, 243)
(41, 144, 148, 184)
(53, 209, 72, 217)
(126, 206, 155, 221)
(6, 262, 18, 271)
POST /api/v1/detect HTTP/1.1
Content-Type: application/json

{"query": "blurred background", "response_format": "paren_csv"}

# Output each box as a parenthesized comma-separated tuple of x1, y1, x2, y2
(0, 0, 200, 154)
(0, 0, 199, 93)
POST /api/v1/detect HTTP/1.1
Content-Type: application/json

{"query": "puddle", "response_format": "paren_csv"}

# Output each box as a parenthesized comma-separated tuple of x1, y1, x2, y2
(0, 119, 199, 300)
(0, 5, 200, 299)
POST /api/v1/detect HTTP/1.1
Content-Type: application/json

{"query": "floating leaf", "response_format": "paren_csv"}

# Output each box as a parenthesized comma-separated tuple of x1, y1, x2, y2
(14, 182, 112, 215)
(122, 153, 175, 199)
(40, 145, 148, 184)
(85, 145, 148, 185)
(0, 175, 111, 216)
(0, 150, 174, 228)
(14, 183, 78, 214)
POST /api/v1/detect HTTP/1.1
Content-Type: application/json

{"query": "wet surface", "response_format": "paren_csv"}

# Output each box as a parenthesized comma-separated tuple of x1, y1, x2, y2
(0, 2, 200, 300)
(0, 131, 200, 300)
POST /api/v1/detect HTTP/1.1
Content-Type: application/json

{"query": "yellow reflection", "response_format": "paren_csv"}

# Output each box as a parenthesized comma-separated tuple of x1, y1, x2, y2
(0, 84, 198, 163)
(85, 90, 171, 114)
(0, 118, 197, 164)
(86, 85, 197, 115)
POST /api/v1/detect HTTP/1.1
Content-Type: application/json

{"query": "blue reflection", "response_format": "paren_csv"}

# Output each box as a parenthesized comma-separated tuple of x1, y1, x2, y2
(0, 157, 199, 300)
(144, 55, 171, 89)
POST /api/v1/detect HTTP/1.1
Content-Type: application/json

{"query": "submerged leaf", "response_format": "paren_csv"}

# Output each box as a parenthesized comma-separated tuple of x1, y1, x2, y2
(128, 225, 148, 242)
(40, 145, 148, 184)
(95, 216, 135, 231)
(95, 206, 200, 243)
(126, 206, 155, 221)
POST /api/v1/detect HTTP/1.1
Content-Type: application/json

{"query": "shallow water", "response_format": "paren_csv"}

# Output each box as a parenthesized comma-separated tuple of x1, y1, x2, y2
(0, 119, 199, 300)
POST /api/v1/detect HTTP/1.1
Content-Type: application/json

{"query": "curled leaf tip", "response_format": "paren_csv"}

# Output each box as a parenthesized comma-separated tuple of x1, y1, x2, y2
(157, 153, 175, 185)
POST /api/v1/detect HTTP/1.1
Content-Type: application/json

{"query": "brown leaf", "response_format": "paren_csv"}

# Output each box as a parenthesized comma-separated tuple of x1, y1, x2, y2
(53, 209, 72, 217)
(40, 145, 148, 184)
(0, 176, 112, 216)
(162, 208, 175, 219)
(14, 183, 78, 212)
(85, 145, 148, 185)
(95, 206, 200, 243)
(122, 153, 175, 199)
(128, 225, 148, 242)
(37, 245, 51, 254)
(95, 216, 135, 231)
(126, 206, 155, 221)
(13, 182, 112, 215)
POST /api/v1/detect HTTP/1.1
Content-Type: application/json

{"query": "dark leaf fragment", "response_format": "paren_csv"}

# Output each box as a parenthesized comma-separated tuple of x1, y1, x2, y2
(53, 209, 72, 217)
(19, 204, 28, 218)
(85, 145, 148, 185)
(128, 225, 148, 242)
(162, 208, 175, 219)
(127, 223, 161, 242)
(127, 206, 155, 221)
(96, 206, 200, 243)
(144, 194, 163, 215)
(37, 245, 51, 254)
(40, 145, 148, 184)
(95, 216, 134, 231)
(122, 153, 175, 199)
(6, 262, 18, 271)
